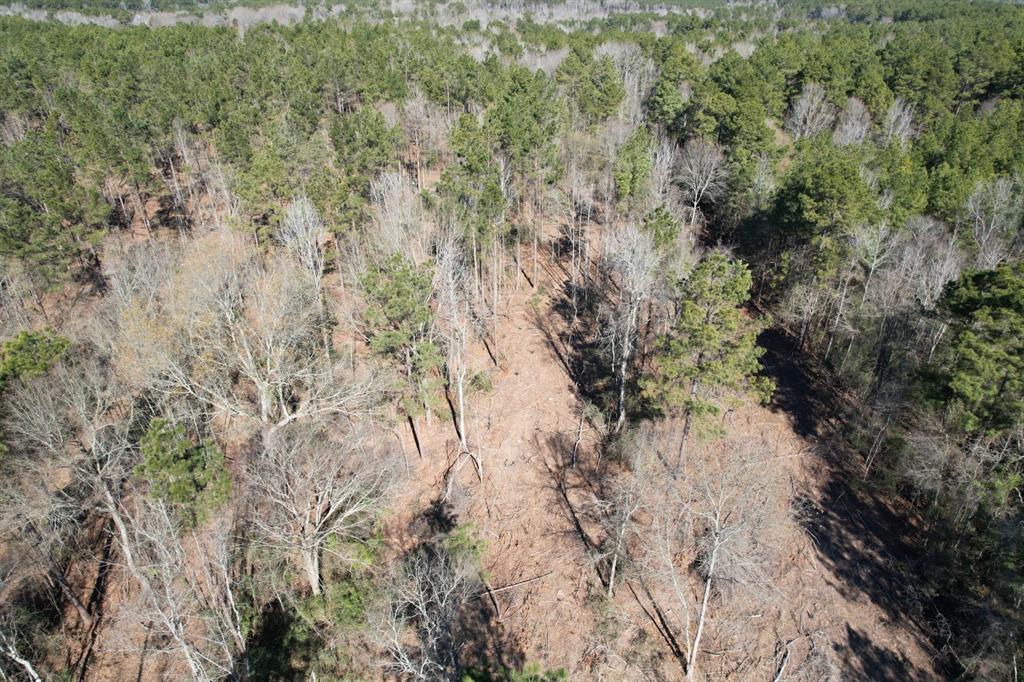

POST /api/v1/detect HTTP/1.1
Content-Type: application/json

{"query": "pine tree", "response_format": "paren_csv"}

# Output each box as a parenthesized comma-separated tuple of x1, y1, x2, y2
(642, 253, 773, 472)
(136, 419, 231, 528)
(361, 255, 443, 429)
(931, 263, 1024, 436)
(556, 48, 624, 125)
(613, 128, 653, 204)
(642, 205, 682, 251)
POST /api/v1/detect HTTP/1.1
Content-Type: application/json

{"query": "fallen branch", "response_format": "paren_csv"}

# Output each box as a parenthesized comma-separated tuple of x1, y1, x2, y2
(486, 571, 553, 595)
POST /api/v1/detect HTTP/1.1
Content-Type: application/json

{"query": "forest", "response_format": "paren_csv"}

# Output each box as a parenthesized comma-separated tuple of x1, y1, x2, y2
(1, 0, 1023, 678)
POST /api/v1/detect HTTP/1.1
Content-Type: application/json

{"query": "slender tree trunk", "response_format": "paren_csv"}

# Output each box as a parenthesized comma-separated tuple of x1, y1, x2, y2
(615, 302, 639, 433)
(686, 546, 717, 681)
(415, 133, 423, 189)
(928, 322, 948, 361)
(863, 415, 890, 477)
(456, 365, 468, 452)
(615, 348, 630, 433)
(607, 552, 619, 599)
(532, 231, 539, 289)
(676, 380, 700, 474)
(492, 240, 500, 349)
(303, 546, 322, 597)
(1, 638, 42, 682)
(839, 335, 856, 375)
(102, 483, 138, 577)
(825, 275, 850, 361)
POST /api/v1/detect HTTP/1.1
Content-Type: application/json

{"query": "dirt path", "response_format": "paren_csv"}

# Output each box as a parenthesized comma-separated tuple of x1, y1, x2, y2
(398, 248, 600, 672)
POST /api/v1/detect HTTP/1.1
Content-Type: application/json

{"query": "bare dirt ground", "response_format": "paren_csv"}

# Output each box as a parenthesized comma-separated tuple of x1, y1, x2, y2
(54, 220, 945, 680)
(389, 232, 943, 679)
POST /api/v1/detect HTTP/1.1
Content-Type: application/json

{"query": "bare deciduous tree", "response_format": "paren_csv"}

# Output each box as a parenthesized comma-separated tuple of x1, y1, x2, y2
(0, 576, 43, 682)
(277, 195, 327, 296)
(371, 170, 427, 263)
(884, 216, 964, 313)
(0, 465, 93, 627)
(434, 226, 476, 461)
(882, 97, 916, 147)
(602, 226, 659, 432)
(965, 175, 1024, 269)
(249, 422, 394, 596)
(640, 439, 787, 681)
(851, 221, 898, 303)
(401, 88, 451, 188)
(785, 82, 836, 141)
(650, 133, 681, 207)
(594, 437, 658, 597)
(104, 238, 181, 314)
(676, 138, 727, 230)
(5, 357, 216, 682)
(117, 236, 379, 443)
(377, 546, 478, 681)
(832, 97, 872, 146)
(116, 499, 247, 682)
(1, 343, 153, 648)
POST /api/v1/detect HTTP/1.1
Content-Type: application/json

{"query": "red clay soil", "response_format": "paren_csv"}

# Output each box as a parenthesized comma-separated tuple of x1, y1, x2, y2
(52, 219, 941, 680)
(385, 234, 941, 679)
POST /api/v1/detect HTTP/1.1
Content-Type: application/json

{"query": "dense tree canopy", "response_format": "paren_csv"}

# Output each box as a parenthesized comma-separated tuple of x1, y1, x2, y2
(2, 0, 1024, 678)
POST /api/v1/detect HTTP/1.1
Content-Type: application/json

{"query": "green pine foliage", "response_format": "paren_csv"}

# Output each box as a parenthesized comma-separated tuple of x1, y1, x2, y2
(642, 205, 682, 250)
(2, 1, 1024, 675)
(440, 114, 508, 248)
(647, 76, 687, 130)
(135, 419, 231, 527)
(643, 253, 773, 464)
(0, 122, 109, 283)
(0, 330, 69, 389)
(556, 48, 625, 124)
(361, 254, 443, 417)
(930, 263, 1024, 436)
(613, 128, 652, 202)
(487, 65, 564, 179)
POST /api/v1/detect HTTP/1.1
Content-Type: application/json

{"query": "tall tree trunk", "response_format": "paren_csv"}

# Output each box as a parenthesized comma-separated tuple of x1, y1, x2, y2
(456, 366, 468, 452)
(102, 482, 138, 577)
(1, 637, 42, 682)
(686, 546, 717, 681)
(607, 552, 619, 599)
(492, 240, 500, 349)
(303, 547, 322, 597)
(676, 380, 700, 474)
(825, 275, 850, 361)
(615, 302, 638, 433)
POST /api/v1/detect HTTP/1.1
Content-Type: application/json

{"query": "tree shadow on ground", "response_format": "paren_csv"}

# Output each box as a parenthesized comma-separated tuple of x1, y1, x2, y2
(537, 428, 623, 593)
(762, 326, 952, 677)
(413, 502, 529, 677)
(838, 624, 934, 682)
(537, 277, 613, 409)
(532, 272, 661, 425)
(457, 596, 526, 675)
(794, 481, 934, 638)
(758, 327, 834, 438)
